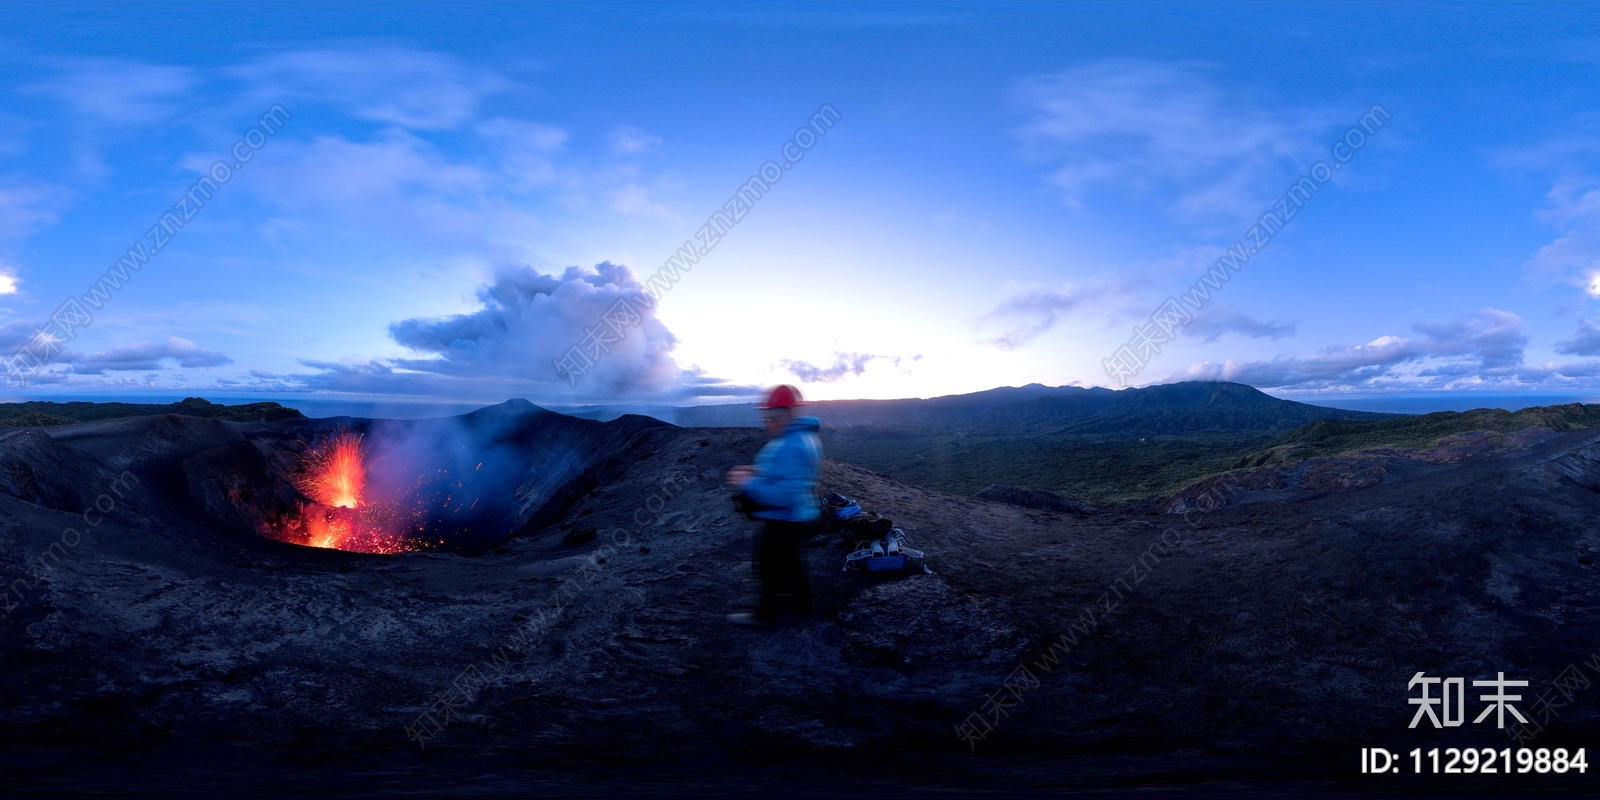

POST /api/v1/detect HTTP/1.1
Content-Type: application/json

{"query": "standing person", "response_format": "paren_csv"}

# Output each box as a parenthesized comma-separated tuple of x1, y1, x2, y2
(726, 385, 822, 627)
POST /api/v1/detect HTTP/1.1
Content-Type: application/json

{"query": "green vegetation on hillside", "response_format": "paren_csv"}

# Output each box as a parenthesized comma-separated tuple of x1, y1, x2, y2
(814, 382, 1399, 504)
(824, 399, 1600, 506)
(0, 397, 304, 427)
(1232, 403, 1600, 468)
(822, 430, 1276, 506)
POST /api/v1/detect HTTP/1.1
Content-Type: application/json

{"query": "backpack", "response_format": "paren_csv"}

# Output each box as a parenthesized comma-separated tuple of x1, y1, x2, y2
(843, 513, 894, 542)
(822, 493, 862, 527)
(843, 528, 929, 573)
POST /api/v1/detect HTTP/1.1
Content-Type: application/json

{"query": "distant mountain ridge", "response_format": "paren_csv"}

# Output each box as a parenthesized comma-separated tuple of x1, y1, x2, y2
(0, 383, 1381, 436)
(665, 381, 1391, 436)
(0, 397, 303, 427)
(767, 382, 1400, 504)
(546, 383, 1089, 428)
(960, 382, 1394, 436)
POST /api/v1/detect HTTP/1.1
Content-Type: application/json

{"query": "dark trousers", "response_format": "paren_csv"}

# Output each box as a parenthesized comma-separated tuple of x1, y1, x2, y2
(753, 519, 814, 621)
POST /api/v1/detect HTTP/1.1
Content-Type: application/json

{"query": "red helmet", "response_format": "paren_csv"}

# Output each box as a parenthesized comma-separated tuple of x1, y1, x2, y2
(759, 384, 802, 409)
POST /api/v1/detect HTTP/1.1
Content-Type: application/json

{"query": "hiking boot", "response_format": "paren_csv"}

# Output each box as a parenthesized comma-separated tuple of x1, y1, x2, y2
(726, 611, 776, 628)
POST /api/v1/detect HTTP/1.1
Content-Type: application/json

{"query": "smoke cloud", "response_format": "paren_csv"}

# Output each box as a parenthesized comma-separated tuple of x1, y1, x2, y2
(297, 261, 746, 402)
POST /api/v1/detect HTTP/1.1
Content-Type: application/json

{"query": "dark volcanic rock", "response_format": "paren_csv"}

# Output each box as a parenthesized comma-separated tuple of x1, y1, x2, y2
(973, 483, 1093, 514)
(836, 574, 1024, 669)
(0, 428, 110, 512)
(181, 439, 303, 537)
(561, 526, 597, 546)
(7, 408, 1600, 793)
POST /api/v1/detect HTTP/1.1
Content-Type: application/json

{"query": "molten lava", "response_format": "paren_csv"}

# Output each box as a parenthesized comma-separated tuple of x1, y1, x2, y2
(281, 431, 426, 554)
(296, 432, 366, 509)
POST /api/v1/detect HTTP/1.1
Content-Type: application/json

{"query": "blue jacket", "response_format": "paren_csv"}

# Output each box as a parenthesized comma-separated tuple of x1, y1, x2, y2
(741, 415, 823, 522)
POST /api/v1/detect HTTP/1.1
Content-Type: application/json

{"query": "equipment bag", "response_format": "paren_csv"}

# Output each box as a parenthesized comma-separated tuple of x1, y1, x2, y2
(843, 528, 931, 573)
(843, 514, 894, 542)
(822, 492, 862, 525)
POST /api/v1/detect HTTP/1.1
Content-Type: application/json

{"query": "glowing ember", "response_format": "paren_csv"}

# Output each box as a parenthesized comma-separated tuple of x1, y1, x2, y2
(296, 432, 365, 509)
(278, 431, 426, 554)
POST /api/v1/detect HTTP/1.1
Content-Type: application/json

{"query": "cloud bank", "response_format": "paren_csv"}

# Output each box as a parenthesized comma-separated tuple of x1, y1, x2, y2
(1184, 301, 1296, 343)
(781, 352, 921, 384)
(1016, 59, 1327, 221)
(976, 283, 1098, 350)
(1171, 309, 1575, 390)
(1557, 318, 1600, 356)
(294, 262, 747, 402)
(231, 48, 511, 131)
(64, 337, 231, 374)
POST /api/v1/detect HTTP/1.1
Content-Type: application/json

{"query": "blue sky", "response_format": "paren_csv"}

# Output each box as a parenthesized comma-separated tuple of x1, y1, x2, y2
(3, 2, 1600, 406)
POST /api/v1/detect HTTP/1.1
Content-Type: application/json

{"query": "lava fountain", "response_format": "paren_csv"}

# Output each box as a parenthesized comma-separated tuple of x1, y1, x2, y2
(297, 431, 365, 510)
(283, 431, 428, 554)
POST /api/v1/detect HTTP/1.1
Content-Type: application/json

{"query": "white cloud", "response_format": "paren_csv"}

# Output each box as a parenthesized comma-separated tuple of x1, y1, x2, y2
(1016, 59, 1327, 222)
(0, 318, 36, 350)
(609, 183, 675, 220)
(0, 180, 72, 244)
(1411, 308, 1527, 370)
(782, 352, 883, 383)
(1184, 301, 1296, 343)
(1556, 318, 1600, 356)
(34, 58, 197, 127)
(293, 262, 748, 402)
(232, 48, 512, 130)
(62, 337, 232, 374)
(1172, 309, 1529, 389)
(202, 130, 514, 258)
(1531, 358, 1600, 378)
(976, 282, 1098, 350)
(1494, 125, 1600, 299)
(0, 181, 71, 285)
(1527, 179, 1600, 294)
(237, 131, 486, 205)
(476, 118, 567, 191)
(28, 59, 198, 178)
(608, 125, 663, 156)
(203, 47, 684, 285)
(219, 116, 668, 258)
(1177, 335, 1412, 388)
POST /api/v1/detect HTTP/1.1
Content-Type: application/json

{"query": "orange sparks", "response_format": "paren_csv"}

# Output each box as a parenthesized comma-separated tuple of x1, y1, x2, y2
(266, 433, 477, 554)
(281, 432, 419, 554)
(296, 432, 366, 509)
